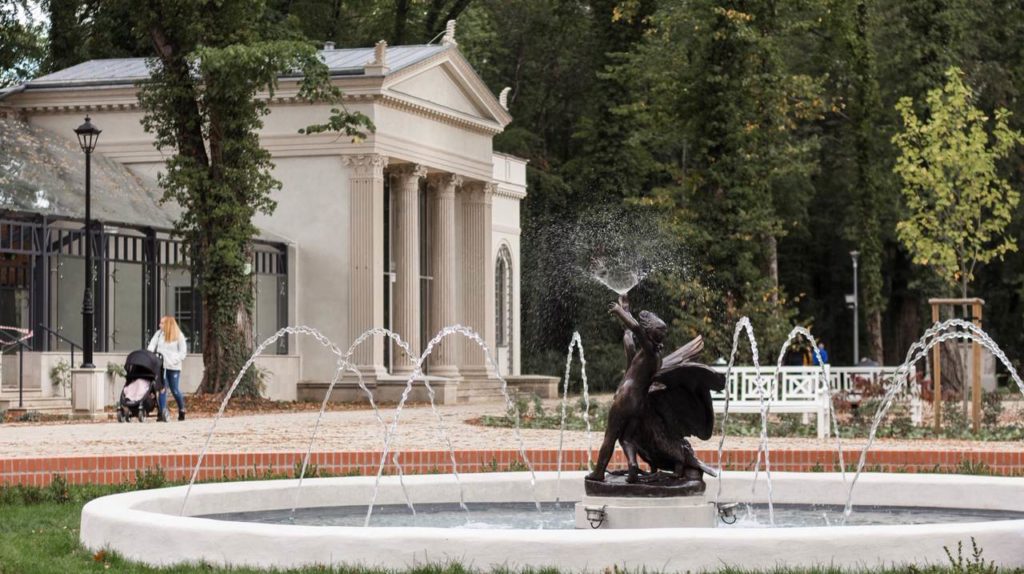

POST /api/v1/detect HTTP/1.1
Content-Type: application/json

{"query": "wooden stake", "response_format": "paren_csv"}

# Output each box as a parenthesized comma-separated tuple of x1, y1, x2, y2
(972, 302, 983, 433)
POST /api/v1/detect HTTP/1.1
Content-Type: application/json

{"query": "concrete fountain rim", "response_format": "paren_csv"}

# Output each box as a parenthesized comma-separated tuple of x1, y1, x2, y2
(80, 470, 1024, 571)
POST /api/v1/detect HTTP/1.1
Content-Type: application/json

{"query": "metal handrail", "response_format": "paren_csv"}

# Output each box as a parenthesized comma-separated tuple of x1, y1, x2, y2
(37, 324, 82, 368)
(12, 338, 28, 409)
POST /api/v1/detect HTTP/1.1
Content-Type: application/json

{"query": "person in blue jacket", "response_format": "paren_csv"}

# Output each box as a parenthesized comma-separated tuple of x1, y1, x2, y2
(812, 342, 829, 365)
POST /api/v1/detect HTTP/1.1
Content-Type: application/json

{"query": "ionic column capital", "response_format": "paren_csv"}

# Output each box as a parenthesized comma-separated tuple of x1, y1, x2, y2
(342, 154, 389, 179)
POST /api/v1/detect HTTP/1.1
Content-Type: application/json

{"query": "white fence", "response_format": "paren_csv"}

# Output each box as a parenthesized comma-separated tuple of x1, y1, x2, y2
(707, 366, 919, 439)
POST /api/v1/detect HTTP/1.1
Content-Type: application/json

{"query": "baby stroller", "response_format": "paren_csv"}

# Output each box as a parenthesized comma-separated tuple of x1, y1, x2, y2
(116, 350, 164, 422)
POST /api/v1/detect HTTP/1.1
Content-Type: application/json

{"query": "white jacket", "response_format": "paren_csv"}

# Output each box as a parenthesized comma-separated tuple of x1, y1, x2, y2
(147, 330, 188, 371)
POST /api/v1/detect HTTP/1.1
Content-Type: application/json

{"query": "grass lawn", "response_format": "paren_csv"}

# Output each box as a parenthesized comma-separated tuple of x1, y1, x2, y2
(0, 480, 1020, 573)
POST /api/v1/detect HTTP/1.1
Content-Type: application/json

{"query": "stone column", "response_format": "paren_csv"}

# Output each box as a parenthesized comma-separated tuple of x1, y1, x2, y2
(343, 154, 388, 377)
(427, 173, 462, 377)
(459, 181, 497, 380)
(390, 164, 426, 373)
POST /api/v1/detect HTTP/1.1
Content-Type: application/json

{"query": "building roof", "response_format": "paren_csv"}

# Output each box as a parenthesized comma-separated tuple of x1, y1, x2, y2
(21, 45, 448, 89)
(0, 116, 289, 242)
(0, 115, 178, 228)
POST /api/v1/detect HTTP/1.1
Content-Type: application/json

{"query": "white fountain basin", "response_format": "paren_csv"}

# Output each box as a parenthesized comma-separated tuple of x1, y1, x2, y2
(81, 471, 1024, 571)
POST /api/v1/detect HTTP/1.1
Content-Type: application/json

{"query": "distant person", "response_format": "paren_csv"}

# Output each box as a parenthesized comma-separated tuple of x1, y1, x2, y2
(783, 342, 804, 366)
(812, 342, 829, 366)
(148, 316, 188, 422)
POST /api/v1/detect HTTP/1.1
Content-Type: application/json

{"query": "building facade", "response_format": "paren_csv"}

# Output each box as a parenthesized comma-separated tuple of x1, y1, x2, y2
(0, 39, 537, 404)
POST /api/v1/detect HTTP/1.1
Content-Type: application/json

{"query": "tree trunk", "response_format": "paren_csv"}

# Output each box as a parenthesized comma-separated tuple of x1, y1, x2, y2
(393, 0, 410, 45)
(200, 283, 255, 395)
(766, 234, 779, 304)
(866, 309, 884, 363)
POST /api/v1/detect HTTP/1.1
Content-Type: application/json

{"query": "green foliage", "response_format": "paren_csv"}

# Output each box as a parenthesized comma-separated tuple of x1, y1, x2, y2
(133, 466, 167, 490)
(49, 359, 71, 395)
(617, 0, 824, 358)
(0, 0, 44, 87)
(294, 459, 319, 478)
(134, 0, 373, 394)
(893, 67, 1023, 298)
(480, 393, 609, 431)
(942, 538, 999, 574)
(480, 392, 1024, 441)
(18, 0, 1024, 376)
(106, 362, 127, 380)
(42, 0, 149, 73)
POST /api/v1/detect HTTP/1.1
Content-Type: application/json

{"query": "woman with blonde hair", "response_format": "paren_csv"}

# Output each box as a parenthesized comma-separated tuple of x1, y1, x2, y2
(147, 316, 188, 421)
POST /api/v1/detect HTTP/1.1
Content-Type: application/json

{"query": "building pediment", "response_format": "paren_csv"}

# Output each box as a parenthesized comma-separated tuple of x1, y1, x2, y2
(389, 64, 488, 118)
(382, 49, 511, 132)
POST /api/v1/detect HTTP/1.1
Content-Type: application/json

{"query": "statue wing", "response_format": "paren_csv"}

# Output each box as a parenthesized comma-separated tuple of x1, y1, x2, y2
(650, 336, 726, 441)
(661, 335, 705, 369)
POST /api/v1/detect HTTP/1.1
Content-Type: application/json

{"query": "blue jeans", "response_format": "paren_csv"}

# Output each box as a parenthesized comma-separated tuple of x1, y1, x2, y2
(158, 369, 185, 414)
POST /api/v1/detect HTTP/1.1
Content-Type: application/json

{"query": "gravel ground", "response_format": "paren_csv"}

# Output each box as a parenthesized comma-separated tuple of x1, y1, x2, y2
(1, 397, 1020, 457)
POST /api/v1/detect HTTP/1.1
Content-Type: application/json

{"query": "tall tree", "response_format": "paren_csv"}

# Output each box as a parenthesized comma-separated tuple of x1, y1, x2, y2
(621, 0, 822, 355)
(135, 0, 372, 394)
(0, 1, 44, 87)
(561, 0, 659, 203)
(892, 67, 1022, 299)
(270, 0, 475, 46)
(43, 0, 148, 72)
(814, 0, 890, 362)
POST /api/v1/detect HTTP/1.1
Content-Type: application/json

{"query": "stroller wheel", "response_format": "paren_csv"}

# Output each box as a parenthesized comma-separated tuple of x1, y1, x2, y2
(116, 410, 125, 423)
(138, 410, 146, 423)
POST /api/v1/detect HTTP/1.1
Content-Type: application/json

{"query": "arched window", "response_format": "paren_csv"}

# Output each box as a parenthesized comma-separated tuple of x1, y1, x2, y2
(494, 246, 513, 352)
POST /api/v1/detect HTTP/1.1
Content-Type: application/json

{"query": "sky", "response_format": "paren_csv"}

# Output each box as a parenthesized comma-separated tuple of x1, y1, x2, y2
(15, 1, 45, 26)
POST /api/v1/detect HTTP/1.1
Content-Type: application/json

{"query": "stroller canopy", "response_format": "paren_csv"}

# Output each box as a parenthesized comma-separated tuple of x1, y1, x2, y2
(125, 349, 162, 380)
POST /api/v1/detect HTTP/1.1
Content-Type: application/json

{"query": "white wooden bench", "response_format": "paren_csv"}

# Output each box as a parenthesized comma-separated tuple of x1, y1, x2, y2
(708, 366, 917, 439)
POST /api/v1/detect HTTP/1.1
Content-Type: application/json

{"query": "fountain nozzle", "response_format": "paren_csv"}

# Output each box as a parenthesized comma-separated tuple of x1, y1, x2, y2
(717, 502, 739, 525)
(584, 505, 607, 529)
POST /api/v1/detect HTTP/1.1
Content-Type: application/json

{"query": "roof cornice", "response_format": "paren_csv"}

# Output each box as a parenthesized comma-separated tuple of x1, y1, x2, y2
(3, 45, 511, 140)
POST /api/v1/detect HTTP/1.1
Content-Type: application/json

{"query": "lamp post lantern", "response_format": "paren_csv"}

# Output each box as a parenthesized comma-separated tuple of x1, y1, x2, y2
(74, 115, 101, 368)
(850, 250, 860, 365)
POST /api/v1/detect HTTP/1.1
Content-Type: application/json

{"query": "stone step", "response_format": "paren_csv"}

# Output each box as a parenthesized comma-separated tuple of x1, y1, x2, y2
(456, 385, 507, 404)
(0, 395, 72, 412)
(0, 386, 43, 395)
(457, 395, 507, 404)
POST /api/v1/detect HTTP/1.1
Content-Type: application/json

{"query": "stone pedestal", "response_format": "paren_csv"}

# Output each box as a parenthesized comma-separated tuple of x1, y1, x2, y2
(574, 493, 717, 529)
(72, 367, 108, 420)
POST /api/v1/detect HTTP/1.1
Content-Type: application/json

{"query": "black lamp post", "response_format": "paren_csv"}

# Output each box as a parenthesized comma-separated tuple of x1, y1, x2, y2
(850, 250, 860, 365)
(74, 115, 101, 368)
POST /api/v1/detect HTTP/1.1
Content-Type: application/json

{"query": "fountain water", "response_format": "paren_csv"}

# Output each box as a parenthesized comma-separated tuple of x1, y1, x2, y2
(590, 258, 651, 296)
(554, 331, 592, 505)
(83, 316, 1024, 572)
(363, 325, 540, 526)
(843, 318, 1024, 517)
(291, 361, 377, 519)
(181, 325, 358, 516)
(712, 317, 775, 523)
(752, 327, 848, 486)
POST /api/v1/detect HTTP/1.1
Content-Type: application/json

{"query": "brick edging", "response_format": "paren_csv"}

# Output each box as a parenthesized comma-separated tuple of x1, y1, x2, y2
(2, 448, 1022, 487)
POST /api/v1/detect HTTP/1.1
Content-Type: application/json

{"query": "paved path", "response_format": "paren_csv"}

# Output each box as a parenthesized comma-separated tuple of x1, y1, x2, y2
(2, 399, 1020, 458)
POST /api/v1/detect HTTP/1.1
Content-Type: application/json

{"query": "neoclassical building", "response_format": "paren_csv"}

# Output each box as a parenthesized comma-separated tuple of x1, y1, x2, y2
(0, 34, 548, 406)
